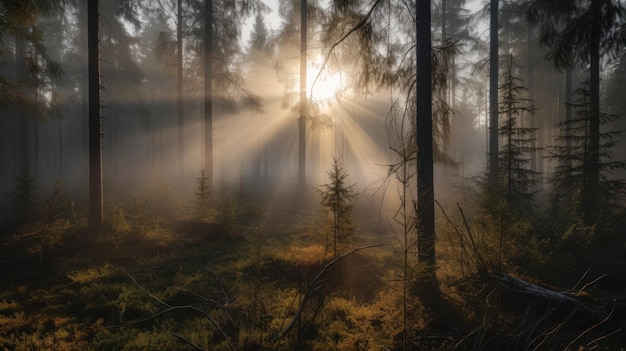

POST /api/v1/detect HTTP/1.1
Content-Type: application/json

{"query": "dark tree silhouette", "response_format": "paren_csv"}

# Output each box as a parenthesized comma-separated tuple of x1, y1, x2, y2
(416, 0, 435, 269)
(299, 0, 307, 196)
(527, 0, 626, 224)
(88, 0, 103, 235)
(204, 0, 213, 194)
(488, 0, 499, 183)
(549, 82, 625, 219)
(497, 55, 538, 207)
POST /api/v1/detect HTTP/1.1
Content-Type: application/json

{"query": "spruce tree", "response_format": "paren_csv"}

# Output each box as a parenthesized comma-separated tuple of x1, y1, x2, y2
(317, 156, 357, 258)
(497, 56, 538, 208)
(549, 82, 626, 220)
(195, 168, 210, 217)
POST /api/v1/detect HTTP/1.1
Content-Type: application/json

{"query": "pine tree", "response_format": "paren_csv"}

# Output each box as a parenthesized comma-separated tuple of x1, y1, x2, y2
(497, 55, 538, 208)
(195, 168, 210, 217)
(317, 156, 357, 258)
(527, 0, 626, 224)
(488, 0, 499, 183)
(4, 170, 38, 231)
(88, 0, 103, 235)
(549, 82, 626, 220)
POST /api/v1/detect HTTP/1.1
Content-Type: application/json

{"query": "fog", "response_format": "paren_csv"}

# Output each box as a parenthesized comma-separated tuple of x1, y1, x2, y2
(1, 0, 625, 224)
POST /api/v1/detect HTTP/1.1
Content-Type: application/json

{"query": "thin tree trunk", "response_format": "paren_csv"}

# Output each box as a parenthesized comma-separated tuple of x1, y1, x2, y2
(528, 26, 537, 174)
(204, 0, 213, 193)
(299, 0, 307, 196)
(489, 0, 499, 182)
(416, 0, 435, 268)
(585, 0, 601, 225)
(15, 37, 30, 174)
(565, 66, 572, 170)
(88, 0, 103, 235)
(177, 0, 184, 181)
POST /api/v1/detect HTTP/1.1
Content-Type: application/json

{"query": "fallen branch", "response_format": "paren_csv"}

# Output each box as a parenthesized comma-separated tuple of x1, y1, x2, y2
(270, 244, 382, 343)
(118, 268, 234, 351)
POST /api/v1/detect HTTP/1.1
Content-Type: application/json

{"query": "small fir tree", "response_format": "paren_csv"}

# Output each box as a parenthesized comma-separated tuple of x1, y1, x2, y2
(497, 55, 538, 208)
(195, 168, 210, 217)
(5, 170, 39, 231)
(317, 157, 358, 258)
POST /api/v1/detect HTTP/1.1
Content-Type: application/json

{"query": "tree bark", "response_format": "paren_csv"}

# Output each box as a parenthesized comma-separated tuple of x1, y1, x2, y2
(88, 0, 103, 235)
(564, 66, 572, 170)
(177, 0, 184, 181)
(584, 0, 601, 225)
(416, 0, 435, 268)
(489, 0, 499, 182)
(299, 0, 307, 196)
(204, 0, 213, 193)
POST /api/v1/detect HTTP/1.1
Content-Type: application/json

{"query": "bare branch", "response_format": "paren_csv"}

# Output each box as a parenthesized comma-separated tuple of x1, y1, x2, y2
(270, 244, 382, 343)
(310, 0, 384, 101)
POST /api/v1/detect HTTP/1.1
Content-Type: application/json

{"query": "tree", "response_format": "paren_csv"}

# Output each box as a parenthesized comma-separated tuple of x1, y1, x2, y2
(549, 82, 625, 219)
(195, 168, 210, 217)
(416, 0, 435, 269)
(177, 0, 184, 181)
(317, 156, 357, 258)
(527, 0, 626, 224)
(274, 0, 325, 195)
(193, 0, 266, 195)
(88, 0, 103, 235)
(299, 0, 307, 196)
(497, 55, 538, 207)
(0, 0, 62, 181)
(204, 0, 213, 194)
(488, 0, 499, 182)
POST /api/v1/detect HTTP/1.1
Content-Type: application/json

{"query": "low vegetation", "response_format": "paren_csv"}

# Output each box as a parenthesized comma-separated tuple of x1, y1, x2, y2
(1, 172, 625, 351)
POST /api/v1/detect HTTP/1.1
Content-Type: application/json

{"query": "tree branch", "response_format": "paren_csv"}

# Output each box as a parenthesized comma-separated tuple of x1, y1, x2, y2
(270, 244, 382, 343)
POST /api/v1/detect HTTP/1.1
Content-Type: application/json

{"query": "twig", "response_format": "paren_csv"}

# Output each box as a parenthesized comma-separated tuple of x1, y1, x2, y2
(563, 307, 614, 351)
(120, 268, 235, 351)
(579, 274, 607, 293)
(172, 332, 206, 351)
(270, 245, 381, 342)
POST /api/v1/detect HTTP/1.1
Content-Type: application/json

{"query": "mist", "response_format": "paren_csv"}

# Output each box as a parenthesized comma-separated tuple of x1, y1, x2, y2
(2, 0, 626, 350)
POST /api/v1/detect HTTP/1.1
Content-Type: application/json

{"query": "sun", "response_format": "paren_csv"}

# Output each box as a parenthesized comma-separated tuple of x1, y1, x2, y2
(307, 60, 342, 102)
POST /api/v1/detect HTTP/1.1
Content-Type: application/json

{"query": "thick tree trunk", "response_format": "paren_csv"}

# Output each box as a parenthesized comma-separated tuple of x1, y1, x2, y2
(489, 0, 499, 182)
(416, 0, 435, 268)
(88, 0, 103, 235)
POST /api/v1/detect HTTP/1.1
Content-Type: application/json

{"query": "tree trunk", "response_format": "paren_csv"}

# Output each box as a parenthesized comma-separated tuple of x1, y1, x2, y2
(528, 25, 537, 174)
(564, 66, 572, 170)
(177, 0, 184, 182)
(489, 0, 499, 182)
(416, 0, 435, 269)
(299, 0, 307, 196)
(14, 37, 31, 175)
(204, 0, 213, 193)
(88, 0, 103, 235)
(585, 0, 601, 225)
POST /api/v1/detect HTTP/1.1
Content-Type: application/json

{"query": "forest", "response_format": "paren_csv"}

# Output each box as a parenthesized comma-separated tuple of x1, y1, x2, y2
(1, 0, 626, 350)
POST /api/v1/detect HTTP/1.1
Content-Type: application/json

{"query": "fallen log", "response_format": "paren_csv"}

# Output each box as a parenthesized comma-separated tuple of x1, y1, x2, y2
(493, 272, 610, 321)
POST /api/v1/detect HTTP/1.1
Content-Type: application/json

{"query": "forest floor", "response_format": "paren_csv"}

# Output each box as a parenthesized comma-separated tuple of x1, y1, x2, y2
(1, 196, 625, 350)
